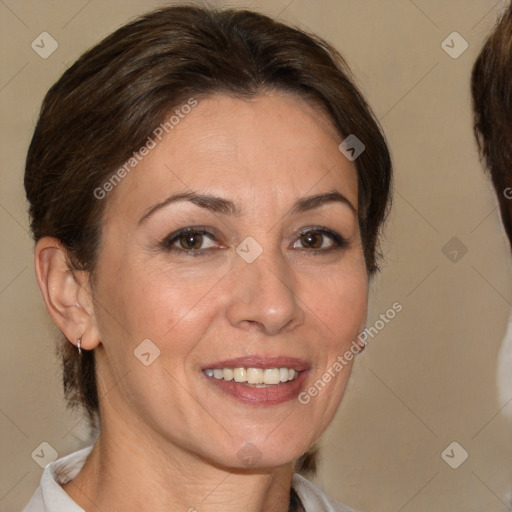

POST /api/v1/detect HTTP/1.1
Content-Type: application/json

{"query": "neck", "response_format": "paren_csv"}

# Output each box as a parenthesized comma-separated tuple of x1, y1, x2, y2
(62, 422, 295, 512)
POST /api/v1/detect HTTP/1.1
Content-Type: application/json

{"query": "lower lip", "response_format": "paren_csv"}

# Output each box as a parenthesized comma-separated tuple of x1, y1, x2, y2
(204, 371, 309, 406)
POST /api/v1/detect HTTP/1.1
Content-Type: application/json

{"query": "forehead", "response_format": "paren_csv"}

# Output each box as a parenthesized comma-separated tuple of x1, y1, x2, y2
(103, 91, 358, 219)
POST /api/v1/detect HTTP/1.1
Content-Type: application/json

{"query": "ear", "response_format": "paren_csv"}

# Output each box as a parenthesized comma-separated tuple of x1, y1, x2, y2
(34, 237, 101, 351)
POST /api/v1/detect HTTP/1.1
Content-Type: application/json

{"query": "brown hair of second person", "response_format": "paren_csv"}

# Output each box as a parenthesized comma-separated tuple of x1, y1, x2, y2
(472, 3, 512, 247)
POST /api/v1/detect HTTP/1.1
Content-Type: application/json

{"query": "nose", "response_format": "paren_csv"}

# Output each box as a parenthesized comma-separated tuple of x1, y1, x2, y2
(225, 245, 305, 336)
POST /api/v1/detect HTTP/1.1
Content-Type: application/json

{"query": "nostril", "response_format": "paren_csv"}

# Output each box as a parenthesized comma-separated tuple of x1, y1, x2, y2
(242, 319, 264, 332)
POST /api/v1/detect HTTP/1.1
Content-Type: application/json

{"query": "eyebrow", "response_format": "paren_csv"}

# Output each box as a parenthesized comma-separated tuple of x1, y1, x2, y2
(138, 189, 356, 225)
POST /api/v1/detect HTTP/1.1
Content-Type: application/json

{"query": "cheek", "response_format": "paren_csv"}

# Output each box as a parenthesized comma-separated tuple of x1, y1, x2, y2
(95, 256, 228, 350)
(305, 263, 368, 347)
(296, 262, 367, 422)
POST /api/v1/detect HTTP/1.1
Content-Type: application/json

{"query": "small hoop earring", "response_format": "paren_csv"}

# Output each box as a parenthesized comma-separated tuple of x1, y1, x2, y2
(355, 336, 366, 354)
(77, 338, 82, 356)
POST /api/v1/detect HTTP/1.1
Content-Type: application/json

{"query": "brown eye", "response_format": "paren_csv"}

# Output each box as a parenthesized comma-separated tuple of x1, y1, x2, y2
(178, 232, 204, 250)
(292, 227, 347, 252)
(299, 231, 324, 249)
(163, 227, 218, 254)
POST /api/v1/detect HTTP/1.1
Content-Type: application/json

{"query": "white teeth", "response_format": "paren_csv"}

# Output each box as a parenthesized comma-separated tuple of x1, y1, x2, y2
(264, 368, 281, 385)
(247, 368, 263, 384)
(204, 366, 301, 384)
(233, 367, 247, 382)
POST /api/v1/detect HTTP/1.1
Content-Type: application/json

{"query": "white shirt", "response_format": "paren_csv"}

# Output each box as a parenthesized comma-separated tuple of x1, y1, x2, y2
(21, 445, 356, 512)
(497, 311, 512, 421)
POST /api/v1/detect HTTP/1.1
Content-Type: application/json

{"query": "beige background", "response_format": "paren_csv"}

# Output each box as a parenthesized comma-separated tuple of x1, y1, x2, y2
(2, 0, 512, 511)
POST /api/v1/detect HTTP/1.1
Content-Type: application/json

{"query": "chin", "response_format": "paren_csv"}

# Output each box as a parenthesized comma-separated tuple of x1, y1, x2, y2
(224, 434, 313, 471)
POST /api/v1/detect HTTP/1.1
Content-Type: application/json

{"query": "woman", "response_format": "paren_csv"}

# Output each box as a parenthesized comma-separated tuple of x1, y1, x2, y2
(22, 5, 392, 512)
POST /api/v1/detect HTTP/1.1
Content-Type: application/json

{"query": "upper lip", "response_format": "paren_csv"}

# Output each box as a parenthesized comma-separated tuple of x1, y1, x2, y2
(203, 356, 310, 372)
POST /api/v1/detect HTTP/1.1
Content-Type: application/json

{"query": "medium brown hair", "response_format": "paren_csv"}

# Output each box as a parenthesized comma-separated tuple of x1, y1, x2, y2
(25, 4, 392, 472)
(472, 4, 512, 246)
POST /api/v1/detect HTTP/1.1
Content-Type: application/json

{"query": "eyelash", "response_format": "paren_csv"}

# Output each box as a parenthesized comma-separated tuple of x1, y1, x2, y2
(161, 225, 348, 256)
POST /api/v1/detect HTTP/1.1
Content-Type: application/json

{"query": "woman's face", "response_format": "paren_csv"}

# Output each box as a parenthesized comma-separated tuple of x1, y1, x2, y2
(91, 91, 368, 468)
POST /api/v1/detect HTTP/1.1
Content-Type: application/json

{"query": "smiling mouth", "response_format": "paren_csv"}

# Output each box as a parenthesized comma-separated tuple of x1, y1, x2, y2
(203, 367, 300, 387)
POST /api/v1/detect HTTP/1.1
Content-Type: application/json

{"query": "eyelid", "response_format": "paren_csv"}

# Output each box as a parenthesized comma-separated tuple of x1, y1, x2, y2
(291, 225, 348, 251)
(162, 226, 225, 252)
